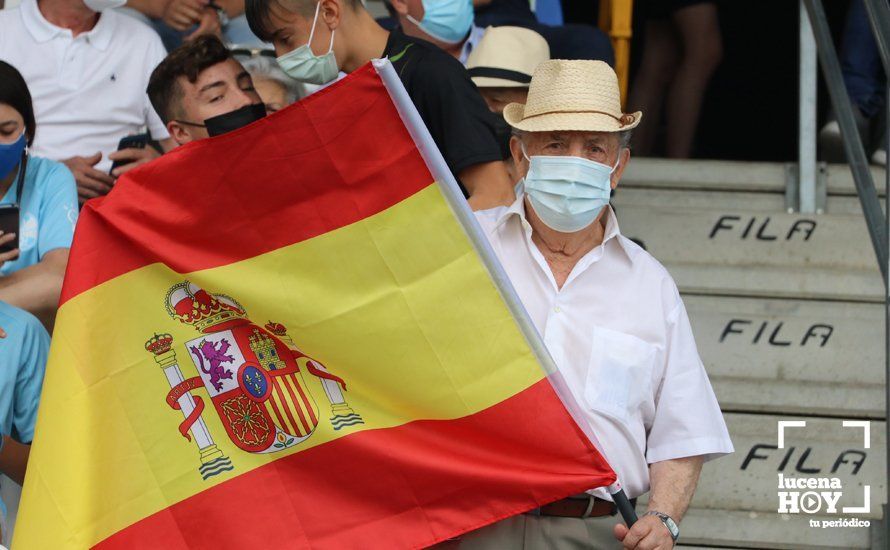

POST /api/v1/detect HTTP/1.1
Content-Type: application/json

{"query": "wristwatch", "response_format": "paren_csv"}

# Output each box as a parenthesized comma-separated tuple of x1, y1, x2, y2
(644, 511, 679, 543)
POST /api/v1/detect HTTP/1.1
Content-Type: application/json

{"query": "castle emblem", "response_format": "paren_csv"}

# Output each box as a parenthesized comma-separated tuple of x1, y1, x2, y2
(145, 281, 363, 480)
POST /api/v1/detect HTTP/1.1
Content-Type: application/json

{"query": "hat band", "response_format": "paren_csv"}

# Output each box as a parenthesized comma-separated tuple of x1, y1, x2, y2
(467, 67, 532, 84)
(522, 109, 636, 127)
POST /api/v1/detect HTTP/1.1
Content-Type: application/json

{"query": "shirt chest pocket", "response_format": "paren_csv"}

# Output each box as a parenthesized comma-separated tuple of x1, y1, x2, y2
(583, 326, 657, 424)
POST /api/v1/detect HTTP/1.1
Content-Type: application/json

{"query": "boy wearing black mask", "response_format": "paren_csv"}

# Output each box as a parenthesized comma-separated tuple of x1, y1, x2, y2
(148, 35, 267, 145)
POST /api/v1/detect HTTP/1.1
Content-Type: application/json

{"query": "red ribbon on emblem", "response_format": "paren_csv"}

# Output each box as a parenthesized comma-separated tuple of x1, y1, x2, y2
(166, 377, 206, 441)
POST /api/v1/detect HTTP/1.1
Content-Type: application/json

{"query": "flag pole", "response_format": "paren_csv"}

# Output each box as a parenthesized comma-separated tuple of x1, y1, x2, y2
(611, 487, 638, 527)
(374, 58, 637, 528)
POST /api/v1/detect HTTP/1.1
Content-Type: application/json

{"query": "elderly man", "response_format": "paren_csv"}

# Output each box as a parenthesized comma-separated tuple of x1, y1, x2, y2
(463, 60, 733, 549)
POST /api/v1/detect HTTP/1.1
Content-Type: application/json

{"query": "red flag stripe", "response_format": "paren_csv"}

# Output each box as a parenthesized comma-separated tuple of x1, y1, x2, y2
(94, 379, 616, 549)
(60, 64, 433, 306)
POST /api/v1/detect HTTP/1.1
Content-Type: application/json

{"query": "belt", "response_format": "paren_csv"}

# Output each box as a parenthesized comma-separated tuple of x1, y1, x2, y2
(528, 496, 637, 519)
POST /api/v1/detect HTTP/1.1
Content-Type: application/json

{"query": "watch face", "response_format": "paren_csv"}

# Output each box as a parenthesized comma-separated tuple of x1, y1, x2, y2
(665, 516, 679, 538)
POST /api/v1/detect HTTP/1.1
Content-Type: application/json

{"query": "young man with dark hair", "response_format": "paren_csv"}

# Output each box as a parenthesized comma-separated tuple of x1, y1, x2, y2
(244, 0, 514, 211)
(148, 35, 266, 146)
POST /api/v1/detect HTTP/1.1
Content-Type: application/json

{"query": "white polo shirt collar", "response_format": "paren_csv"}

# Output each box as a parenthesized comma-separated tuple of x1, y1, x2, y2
(21, 0, 113, 51)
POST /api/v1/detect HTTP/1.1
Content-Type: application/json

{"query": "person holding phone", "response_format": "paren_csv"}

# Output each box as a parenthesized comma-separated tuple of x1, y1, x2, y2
(0, 0, 176, 205)
(0, 61, 78, 331)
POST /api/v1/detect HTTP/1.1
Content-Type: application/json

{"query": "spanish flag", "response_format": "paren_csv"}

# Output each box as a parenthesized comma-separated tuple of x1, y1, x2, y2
(14, 61, 616, 549)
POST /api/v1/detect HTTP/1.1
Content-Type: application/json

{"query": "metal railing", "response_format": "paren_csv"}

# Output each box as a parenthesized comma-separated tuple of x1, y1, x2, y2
(799, 0, 889, 544)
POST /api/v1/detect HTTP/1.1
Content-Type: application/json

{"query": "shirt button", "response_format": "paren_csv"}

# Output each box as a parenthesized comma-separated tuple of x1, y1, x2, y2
(553, 306, 561, 313)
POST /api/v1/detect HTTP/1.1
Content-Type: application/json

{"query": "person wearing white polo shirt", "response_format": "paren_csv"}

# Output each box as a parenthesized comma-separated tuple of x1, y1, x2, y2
(0, 0, 175, 204)
(463, 60, 733, 549)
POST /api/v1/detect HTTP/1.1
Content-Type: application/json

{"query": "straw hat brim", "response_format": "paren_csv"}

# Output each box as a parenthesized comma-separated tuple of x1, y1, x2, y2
(471, 76, 529, 89)
(503, 102, 642, 133)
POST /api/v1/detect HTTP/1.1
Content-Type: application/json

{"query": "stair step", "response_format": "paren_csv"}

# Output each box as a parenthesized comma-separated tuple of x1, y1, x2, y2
(685, 295, 883, 418)
(622, 157, 887, 197)
(637, 413, 883, 549)
(612, 188, 883, 301)
(679, 413, 881, 514)
(678, 508, 873, 549)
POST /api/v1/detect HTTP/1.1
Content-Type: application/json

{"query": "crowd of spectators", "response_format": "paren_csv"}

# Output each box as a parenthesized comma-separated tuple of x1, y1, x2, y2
(0, 0, 739, 546)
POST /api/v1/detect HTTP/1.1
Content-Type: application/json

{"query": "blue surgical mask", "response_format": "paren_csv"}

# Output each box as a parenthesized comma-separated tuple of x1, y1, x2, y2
(406, 0, 473, 45)
(0, 131, 26, 181)
(276, 2, 339, 85)
(521, 147, 619, 233)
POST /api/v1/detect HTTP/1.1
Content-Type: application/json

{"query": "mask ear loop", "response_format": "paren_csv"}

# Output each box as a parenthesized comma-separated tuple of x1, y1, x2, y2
(609, 153, 621, 174)
(308, 1, 336, 56)
(15, 143, 28, 206)
(520, 141, 531, 162)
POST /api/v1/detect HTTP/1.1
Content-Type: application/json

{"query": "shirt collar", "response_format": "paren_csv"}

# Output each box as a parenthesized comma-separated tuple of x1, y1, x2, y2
(494, 190, 636, 262)
(459, 25, 486, 65)
(21, 0, 114, 50)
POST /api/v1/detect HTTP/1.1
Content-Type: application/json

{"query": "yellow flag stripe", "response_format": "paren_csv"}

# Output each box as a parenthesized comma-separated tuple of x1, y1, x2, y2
(18, 185, 546, 548)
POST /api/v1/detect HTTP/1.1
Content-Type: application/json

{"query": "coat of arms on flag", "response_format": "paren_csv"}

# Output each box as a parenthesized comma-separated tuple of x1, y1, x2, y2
(144, 281, 363, 480)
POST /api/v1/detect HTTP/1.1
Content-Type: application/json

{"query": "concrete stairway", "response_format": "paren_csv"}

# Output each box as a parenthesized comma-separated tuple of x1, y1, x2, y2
(613, 158, 887, 549)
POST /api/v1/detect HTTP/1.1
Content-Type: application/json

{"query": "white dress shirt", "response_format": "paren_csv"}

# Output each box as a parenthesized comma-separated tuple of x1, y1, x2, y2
(0, 0, 169, 172)
(475, 194, 733, 499)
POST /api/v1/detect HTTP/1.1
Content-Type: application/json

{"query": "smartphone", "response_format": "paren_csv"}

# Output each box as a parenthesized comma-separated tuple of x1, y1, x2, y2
(0, 204, 19, 253)
(109, 133, 149, 175)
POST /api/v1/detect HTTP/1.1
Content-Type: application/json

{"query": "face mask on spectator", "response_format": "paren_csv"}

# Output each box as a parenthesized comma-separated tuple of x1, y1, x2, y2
(521, 145, 618, 233)
(276, 2, 339, 85)
(176, 103, 268, 137)
(406, 0, 474, 45)
(83, 0, 126, 12)
(205, 103, 268, 136)
(0, 130, 26, 180)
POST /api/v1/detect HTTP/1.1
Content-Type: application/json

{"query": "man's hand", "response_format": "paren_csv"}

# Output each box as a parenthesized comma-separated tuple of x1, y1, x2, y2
(185, 7, 222, 41)
(616, 456, 702, 549)
(108, 146, 161, 177)
(614, 515, 674, 550)
(63, 153, 115, 204)
(162, 0, 208, 31)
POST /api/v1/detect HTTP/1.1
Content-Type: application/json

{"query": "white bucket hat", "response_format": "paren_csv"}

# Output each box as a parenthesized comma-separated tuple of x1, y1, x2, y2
(466, 26, 550, 88)
(503, 59, 642, 133)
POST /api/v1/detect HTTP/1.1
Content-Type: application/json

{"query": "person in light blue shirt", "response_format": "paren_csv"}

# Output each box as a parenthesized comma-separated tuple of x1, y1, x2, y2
(0, 61, 78, 329)
(0, 156, 77, 276)
(0, 301, 49, 520)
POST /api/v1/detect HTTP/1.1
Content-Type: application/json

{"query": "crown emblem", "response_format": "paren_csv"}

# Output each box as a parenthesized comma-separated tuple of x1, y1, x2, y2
(145, 333, 174, 356)
(165, 281, 246, 333)
(264, 322, 287, 336)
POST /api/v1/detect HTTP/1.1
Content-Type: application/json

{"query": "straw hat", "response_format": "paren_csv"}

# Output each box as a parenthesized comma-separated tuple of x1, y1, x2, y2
(503, 60, 642, 133)
(466, 26, 550, 88)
